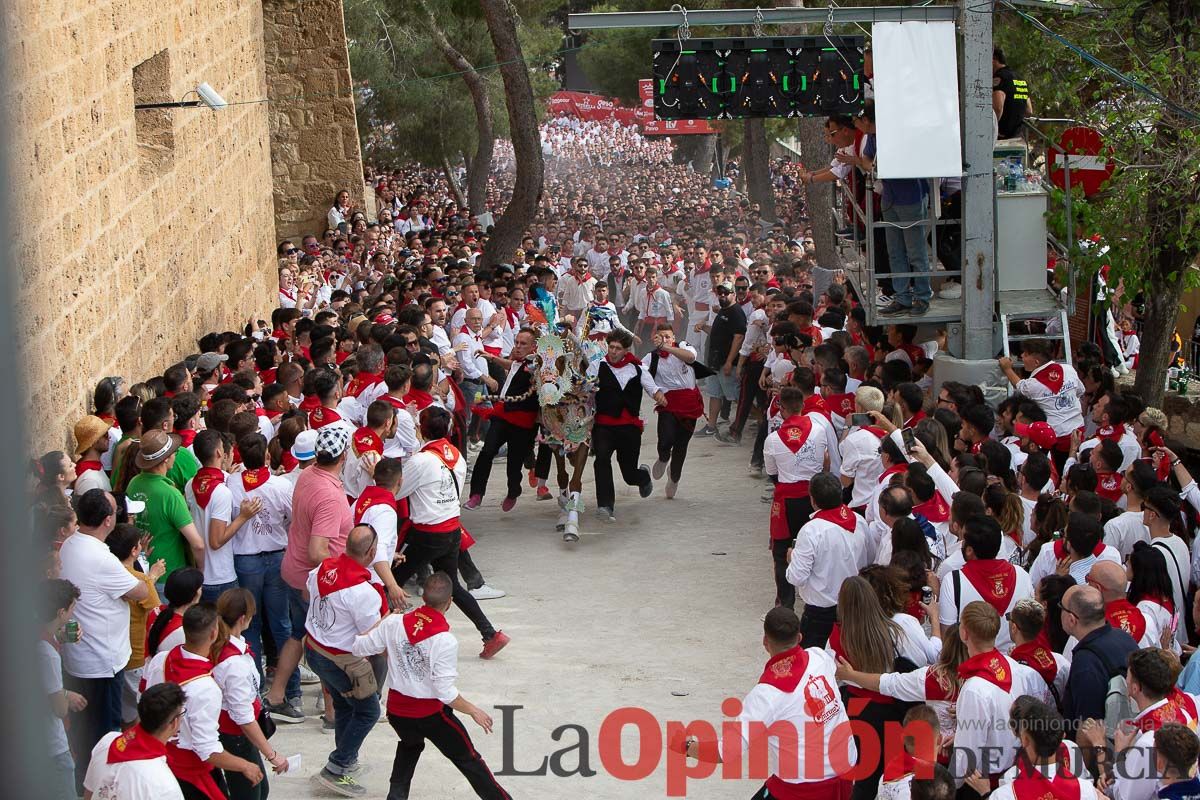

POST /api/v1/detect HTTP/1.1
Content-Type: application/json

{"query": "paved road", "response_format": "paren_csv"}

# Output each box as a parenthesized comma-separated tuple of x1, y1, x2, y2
(270, 417, 774, 799)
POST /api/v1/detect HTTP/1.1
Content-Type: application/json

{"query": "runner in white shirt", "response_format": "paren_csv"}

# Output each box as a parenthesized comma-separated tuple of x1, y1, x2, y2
(351, 572, 511, 799)
(643, 326, 705, 499)
(83, 683, 187, 800)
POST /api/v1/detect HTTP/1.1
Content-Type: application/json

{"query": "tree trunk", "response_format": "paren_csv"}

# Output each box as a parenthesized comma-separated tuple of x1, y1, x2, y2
(421, 3, 493, 217)
(441, 155, 468, 210)
(797, 117, 837, 269)
(674, 133, 718, 176)
(479, 0, 544, 269)
(743, 118, 776, 221)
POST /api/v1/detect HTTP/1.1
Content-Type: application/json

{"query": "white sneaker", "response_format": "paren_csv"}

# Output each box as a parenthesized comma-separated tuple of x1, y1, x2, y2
(937, 281, 962, 299)
(651, 460, 668, 480)
(665, 480, 678, 499)
(875, 292, 892, 308)
(470, 584, 506, 600)
(298, 663, 320, 685)
(748, 464, 764, 478)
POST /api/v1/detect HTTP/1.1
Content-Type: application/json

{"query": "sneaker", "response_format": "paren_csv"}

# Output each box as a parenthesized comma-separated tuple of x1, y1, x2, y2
(463, 494, 483, 510)
(748, 463, 764, 478)
(321, 717, 336, 734)
(479, 631, 511, 660)
(469, 584, 506, 601)
(263, 697, 305, 724)
(527, 469, 537, 488)
(651, 460, 668, 480)
(937, 281, 962, 299)
(875, 292, 893, 308)
(316, 767, 366, 797)
(467, 440, 483, 452)
(665, 479, 678, 499)
(878, 301, 910, 316)
(639, 465, 654, 498)
(911, 299, 930, 316)
(536, 485, 552, 500)
(501, 495, 517, 512)
(596, 506, 615, 522)
(298, 663, 320, 685)
(715, 429, 740, 445)
(694, 424, 716, 438)
(562, 530, 579, 542)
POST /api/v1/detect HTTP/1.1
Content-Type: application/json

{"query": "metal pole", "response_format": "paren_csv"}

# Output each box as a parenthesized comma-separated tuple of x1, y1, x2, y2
(959, 0, 997, 360)
(567, 6, 959, 30)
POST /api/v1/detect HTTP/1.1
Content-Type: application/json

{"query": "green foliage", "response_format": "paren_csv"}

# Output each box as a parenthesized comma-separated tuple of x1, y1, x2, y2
(346, 0, 562, 167)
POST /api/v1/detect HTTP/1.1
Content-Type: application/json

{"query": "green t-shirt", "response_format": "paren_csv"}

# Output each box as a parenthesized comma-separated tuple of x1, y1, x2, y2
(166, 445, 199, 493)
(126, 472, 194, 577)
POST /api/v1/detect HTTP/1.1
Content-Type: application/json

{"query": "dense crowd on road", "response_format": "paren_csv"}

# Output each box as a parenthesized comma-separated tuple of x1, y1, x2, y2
(31, 85, 1200, 800)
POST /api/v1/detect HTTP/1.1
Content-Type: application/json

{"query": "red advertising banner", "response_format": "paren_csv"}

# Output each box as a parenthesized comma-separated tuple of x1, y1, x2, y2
(548, 84, 714, 136)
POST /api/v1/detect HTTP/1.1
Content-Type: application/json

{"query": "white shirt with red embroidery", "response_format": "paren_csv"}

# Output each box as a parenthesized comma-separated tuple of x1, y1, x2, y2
(1015, 361, 1085, 437)
(352, 608, 459, 707)
(83, 731, 184, 800)
(304, 562, 384, 652)
(937, 564, 1034, 652)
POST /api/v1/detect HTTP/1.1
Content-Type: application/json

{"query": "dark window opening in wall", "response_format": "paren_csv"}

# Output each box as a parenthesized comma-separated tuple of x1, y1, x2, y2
(132, 50, 175, 175)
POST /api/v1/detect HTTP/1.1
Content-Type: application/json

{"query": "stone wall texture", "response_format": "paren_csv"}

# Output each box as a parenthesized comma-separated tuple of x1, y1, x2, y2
(262, 0, 365, 241)
(7, 0, 362, 451)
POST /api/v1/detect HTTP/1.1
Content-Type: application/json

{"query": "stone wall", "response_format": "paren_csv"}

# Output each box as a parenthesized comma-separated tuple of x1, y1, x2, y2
(8, 0, 278, 450)
(262, 0, 365, 242)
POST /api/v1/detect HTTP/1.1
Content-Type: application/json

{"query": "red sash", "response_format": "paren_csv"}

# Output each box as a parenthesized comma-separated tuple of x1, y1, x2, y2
(1010, 640, 1058, 687)
(778, 414, 814, 453)
(353, 427, 384, 458)
(1105, 598, 1147, 642)
(658, 388, 705, 420)
(811, 505, 857, 533)
(960, 559, 1018, 616)
(956, 649, 1013, 692)
(309, 406, 342, 430)
(215, 640, 262, 735)
(191, 467, 225, 510)
(912, 492, 950, 524)
(241, 467, 269, 492)
(107, 724, 167, 763)
(770, 480, 812, 540)
(354, 485, 398, 524)
(1032, 363, 1065, 393)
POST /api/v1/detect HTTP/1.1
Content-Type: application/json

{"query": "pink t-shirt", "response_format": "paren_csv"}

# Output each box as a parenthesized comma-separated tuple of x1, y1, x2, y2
(281, 466, 353, 590)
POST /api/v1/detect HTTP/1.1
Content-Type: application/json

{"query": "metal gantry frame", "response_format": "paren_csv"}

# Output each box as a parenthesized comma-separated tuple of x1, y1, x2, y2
(568, 2, 1002, 359)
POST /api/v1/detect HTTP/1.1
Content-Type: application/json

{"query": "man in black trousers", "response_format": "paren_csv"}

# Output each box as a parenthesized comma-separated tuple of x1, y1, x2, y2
(589, 329, 666, 522)
(463, 328, 539, 513)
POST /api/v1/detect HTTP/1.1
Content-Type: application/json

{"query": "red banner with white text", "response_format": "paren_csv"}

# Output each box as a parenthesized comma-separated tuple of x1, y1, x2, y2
(547, 83, 715, 135)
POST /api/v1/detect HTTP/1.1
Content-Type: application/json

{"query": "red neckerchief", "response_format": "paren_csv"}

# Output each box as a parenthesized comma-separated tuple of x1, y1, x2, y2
(404, 606, 451, 644)
(316, 553, 372, 597)
(310, 406, 342, 429)
(1095, 471, 1123, 502)
(263, 408, 282, 423)
(923, 667, 958, 701)
(1010, 640, 1058, 687)
(107, 724, 168, 764)
(862, 426, 887, 439)
(756, 644, 811, 693)
(298, 394, 321, 412)
(1104, 598, 1147, 642)
(241, 467, 270, 492)
(279, 287, 296, 302)
(778, 414, 814, 453)
(826, 393, 857, 418)
(1141, 592, 1176, 616)
(802, 394, 831, 421)
(960, 559, 1018, 616)
(904, 410, 927, 427)
(606, 352, 641, 369)
(353, 427, 384, 458)
(956, 649, 1013, 692)
(420, 438, 461, 471)
(258, 367, 277, 385)
(1096, 423, 1125, 442)
(882, 751, 936, 783)
(346, 371, 383, 399)
(403, 389, 435, 411)
(1133, 694, 1197, 733)
(899, 342, 924, 365)
(1032, 362, 1064, 393)
(354, 485, 398, 524)
(879, 462, 909, 485)
(163, 645, 212, 685)
(913, 492, 950, 523)
(192, 467, 225, 510)
(505, 307, 520, 328)
(271, 329, 290, 342)
(1011, 747, 1079, 800)
(280, 451, 299, 473)
(97, 412, 117, 429)
(76, 460, 103, 476)
(812, 505, 857, 533)
(1052, 539, 1105, 560)
(146, 605, 183, 655)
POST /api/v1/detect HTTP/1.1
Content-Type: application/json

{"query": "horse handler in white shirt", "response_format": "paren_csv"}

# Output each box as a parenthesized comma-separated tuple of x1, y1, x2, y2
(353, 572, 512, 800)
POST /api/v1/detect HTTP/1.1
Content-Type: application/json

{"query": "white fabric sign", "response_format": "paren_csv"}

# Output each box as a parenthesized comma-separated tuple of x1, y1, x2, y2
(872, 22, 963, 178)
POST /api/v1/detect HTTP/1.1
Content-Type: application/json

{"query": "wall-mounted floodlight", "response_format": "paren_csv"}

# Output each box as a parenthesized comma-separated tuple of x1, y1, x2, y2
(135, 83, 228, 111)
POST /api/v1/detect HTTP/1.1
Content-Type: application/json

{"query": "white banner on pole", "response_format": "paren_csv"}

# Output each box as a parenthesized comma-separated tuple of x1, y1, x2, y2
(872, 21, 963, 179)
